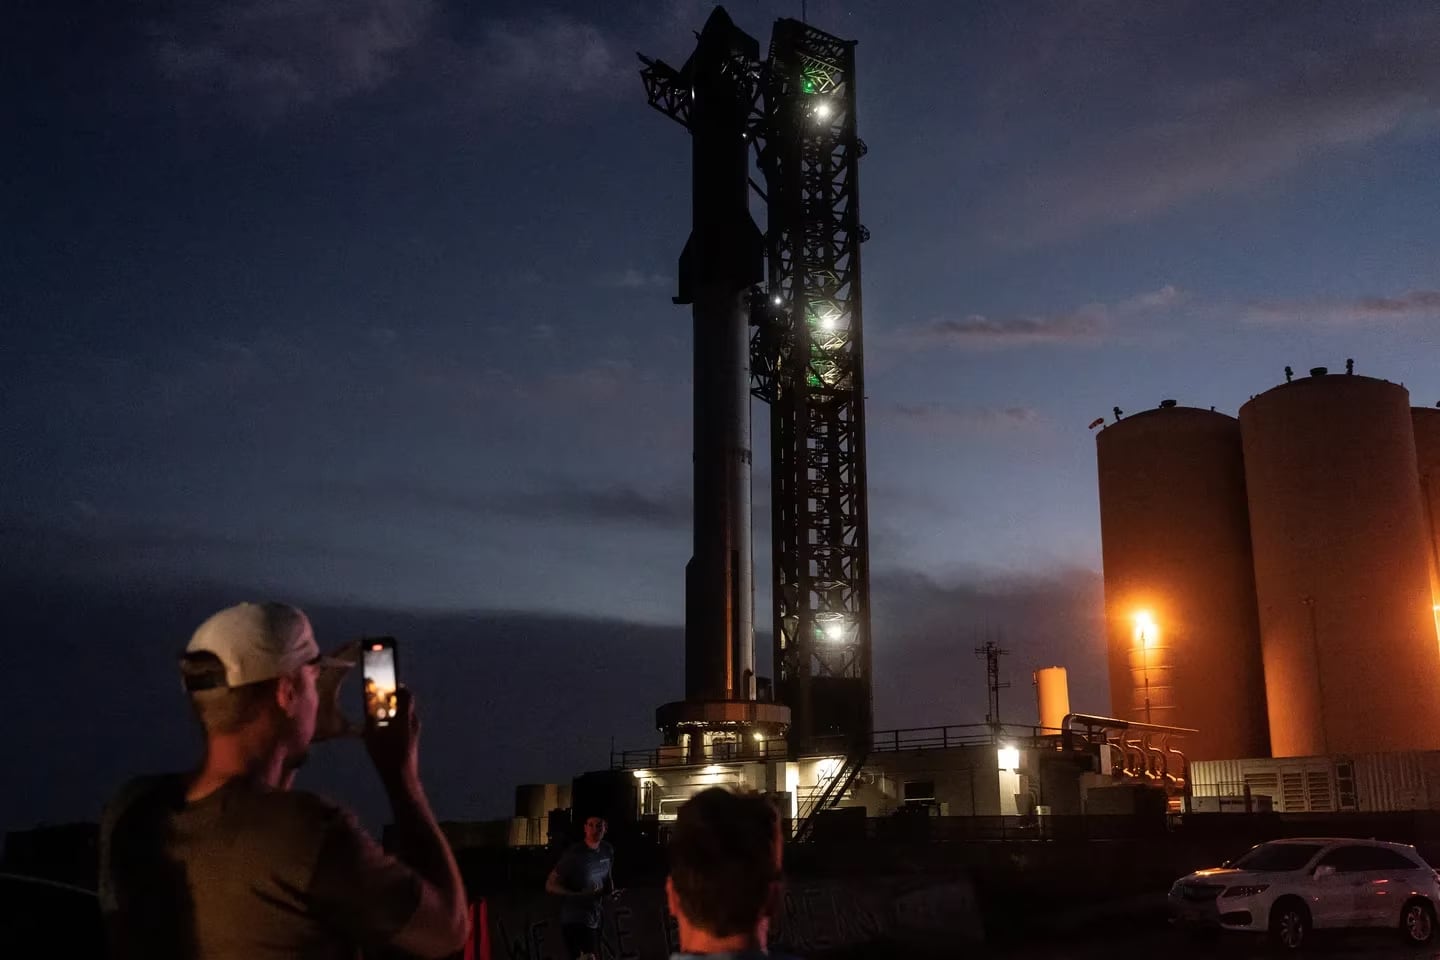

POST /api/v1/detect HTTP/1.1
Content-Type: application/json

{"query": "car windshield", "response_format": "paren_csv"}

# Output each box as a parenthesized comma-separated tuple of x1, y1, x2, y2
(1229, 842, 1325, 872)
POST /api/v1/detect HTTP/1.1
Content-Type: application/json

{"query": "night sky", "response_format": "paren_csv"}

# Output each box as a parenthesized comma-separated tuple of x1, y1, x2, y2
(4, 1, 1438, 835)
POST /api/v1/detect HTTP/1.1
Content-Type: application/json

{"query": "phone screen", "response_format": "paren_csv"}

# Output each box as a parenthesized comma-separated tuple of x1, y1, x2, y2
(362, 639, 398, 727)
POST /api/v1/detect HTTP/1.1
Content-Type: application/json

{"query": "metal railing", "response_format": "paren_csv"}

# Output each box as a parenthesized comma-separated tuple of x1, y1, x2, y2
(612, 722, 1067, 771)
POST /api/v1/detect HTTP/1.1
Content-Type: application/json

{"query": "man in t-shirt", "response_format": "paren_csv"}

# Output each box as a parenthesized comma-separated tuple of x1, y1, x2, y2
(545, 814, 615, 960)
(99, 601, 471, 960)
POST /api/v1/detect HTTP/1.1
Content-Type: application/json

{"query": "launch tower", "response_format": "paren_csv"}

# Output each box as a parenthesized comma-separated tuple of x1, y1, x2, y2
(642, 9, 873, 762)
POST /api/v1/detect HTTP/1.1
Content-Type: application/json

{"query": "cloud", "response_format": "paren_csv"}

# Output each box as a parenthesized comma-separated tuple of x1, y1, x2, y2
(149, 4, 625, 122)
(598, 268, 670, 289)
(379, 481, 690, 530)
(1244, 289, 1440, 327)
(151, 0, 435, 121)
(913, 285, 1180, 350)
(985, 6, 1440, 244)
(880, 404, 1044, 435)
(464, 14, 624, 111)
(496, 485, 689, 528)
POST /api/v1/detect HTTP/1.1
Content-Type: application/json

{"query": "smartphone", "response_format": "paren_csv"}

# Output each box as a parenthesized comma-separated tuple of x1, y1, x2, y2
(362, 637, 399, 727)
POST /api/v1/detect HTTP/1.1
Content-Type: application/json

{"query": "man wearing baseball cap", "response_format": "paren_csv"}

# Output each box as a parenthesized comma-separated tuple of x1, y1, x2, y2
(99, 601, 470, 960)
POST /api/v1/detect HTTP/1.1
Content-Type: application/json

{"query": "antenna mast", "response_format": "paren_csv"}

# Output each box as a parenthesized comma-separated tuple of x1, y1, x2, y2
(975, 637, 1011, 730)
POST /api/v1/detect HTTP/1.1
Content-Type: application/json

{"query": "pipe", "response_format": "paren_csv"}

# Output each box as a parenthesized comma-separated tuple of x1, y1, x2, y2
(1163, 735, 1188, 788)
(1121, 737, 1146, 779)
(1062, 712, 1197, 736)
(1140, 734, 1166, 782)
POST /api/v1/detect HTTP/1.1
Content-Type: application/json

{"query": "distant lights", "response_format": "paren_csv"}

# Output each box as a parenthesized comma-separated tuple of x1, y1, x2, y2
(773, 295, 783, 306)
(633, 769, 650, 779)
(813, 101, 833, 121)
(753, 731, 765, 742)
(823, 620, 846, 641)
(997, 746, 1020, 772)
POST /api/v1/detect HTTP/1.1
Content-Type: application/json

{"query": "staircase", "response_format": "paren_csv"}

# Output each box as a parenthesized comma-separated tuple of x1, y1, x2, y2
(793, 746, 868, 841)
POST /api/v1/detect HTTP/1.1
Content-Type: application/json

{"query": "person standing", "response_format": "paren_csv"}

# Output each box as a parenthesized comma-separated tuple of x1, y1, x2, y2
(99, 601, 470, 960)
(545, 814, 615, 960)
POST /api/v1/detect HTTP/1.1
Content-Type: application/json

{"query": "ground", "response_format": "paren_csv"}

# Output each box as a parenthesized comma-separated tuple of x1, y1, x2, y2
(990, 924, 1439, 958)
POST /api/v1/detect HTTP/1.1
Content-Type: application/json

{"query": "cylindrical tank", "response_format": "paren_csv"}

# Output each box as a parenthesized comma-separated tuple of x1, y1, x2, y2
(1240, 372, 1440, 756)
(1034, 666, 1070, 732)
(1097, 404, 1270, 760)
(1414, 407, 1440, 638)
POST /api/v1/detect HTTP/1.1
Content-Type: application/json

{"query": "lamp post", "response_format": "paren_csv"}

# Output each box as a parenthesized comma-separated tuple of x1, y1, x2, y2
(1134, 611, 1156, 724)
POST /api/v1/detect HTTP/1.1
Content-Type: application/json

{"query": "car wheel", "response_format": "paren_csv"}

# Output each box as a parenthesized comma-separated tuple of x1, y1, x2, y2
(1268, 898, 1310, 951)
(1401, 898, 1435, 946)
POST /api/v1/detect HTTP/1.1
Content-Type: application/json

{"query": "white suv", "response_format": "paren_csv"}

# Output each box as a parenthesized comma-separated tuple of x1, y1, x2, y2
(1169, 837, 1440, 950)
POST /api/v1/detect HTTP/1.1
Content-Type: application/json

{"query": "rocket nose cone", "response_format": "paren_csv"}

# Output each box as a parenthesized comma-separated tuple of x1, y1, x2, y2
(702, 6, 737, 32)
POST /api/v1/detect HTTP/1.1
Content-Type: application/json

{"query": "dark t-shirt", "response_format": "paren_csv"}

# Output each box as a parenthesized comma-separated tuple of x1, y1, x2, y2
(553, 840, 614, 928)
(99, 775, 422, 960)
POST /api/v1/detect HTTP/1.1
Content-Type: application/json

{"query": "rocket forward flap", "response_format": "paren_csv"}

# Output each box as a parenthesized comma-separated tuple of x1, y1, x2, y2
(675, 216, 763, 305)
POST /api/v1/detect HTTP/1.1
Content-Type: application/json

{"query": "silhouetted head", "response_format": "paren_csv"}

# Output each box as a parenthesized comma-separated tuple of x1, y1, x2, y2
(666, 787, 782, 949)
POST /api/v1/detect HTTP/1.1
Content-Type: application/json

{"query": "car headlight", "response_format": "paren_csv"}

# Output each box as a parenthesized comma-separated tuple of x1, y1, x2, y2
(1222, 884, 1269, 898)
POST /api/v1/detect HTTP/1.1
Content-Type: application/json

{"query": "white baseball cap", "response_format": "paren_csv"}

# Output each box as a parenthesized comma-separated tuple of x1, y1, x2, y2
(183, 602, 346, 690)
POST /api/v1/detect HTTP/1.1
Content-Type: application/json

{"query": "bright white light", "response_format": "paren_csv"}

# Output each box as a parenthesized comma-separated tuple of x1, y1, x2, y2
(633, 769, 650, 779)
(814, 101, 833, 120)
(773, 295, 783, 306)
(820, 314, 837, 331)
(824, 621, 845, 641)
(753, 731, 765, 742)
(702, 764, 723, 774)
(997, 746, 1020, 772)
(816, 757, 841, 779)
(1133, 610, 1158, 647)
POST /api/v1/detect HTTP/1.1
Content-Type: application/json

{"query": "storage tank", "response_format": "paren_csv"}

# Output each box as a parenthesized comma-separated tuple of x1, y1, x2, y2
(1415, 406, 1440, 636)
(1240, 371, 1440, 757)
(1033, 666, 1070, 732)
(1096, 403, 1269, 760)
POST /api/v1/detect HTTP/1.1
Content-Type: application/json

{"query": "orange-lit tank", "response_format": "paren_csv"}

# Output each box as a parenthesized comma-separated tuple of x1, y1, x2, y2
(1240, 372, 1440, 757)
(1415, 407, 1440, 638)
(1033, 665, 1070, 732)
(1096, 403, 1269, 760)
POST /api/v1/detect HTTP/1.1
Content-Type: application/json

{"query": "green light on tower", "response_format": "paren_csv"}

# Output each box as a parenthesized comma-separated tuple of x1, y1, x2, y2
(801, 77, 817, 94)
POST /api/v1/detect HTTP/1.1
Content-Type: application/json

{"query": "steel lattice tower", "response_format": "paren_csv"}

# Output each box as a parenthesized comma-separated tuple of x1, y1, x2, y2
(753, 19, 872, 754)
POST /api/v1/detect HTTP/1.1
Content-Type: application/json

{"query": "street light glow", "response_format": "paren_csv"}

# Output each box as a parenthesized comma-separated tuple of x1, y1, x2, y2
(1133, 610, 1158, 647)
(814, 101, 833, 121)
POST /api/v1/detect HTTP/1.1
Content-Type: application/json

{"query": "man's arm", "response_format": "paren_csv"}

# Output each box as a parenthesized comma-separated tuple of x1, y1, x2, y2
(603, 851, 617, 896)
(366, 689, 470, 958)
(544, 852, 594, 899)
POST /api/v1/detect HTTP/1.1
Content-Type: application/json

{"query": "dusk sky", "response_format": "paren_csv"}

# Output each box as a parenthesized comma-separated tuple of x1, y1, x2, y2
(4, 1, 1439, 834)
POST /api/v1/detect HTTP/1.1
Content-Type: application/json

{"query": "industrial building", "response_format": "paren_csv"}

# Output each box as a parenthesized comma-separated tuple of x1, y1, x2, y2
(1098, 366, 1440, 777)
